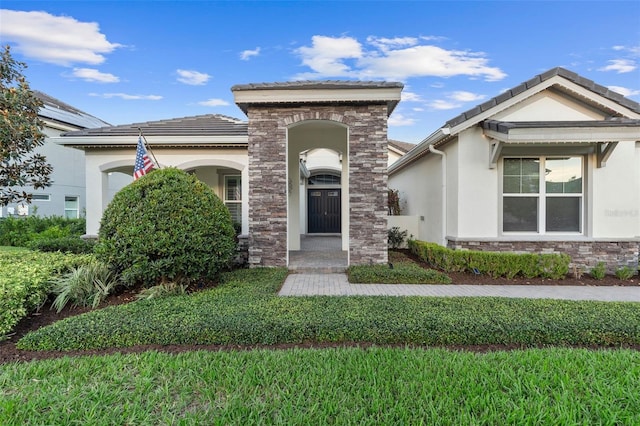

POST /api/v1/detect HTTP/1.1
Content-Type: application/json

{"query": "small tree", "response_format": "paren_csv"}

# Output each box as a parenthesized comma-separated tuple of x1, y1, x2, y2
(388, 188, 401, 215)
(0, 45, 51, 206)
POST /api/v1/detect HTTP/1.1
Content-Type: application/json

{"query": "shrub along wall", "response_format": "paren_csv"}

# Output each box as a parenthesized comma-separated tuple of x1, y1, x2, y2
(0, 250, 92, 339)
(409, 240, 570, 279)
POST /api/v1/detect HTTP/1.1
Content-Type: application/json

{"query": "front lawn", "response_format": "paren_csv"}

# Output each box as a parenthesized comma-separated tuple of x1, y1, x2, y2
(1, 347, 638, 424)
(18, 268, 640, 351)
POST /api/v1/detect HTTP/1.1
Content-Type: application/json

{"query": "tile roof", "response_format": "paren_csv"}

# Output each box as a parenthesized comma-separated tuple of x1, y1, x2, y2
(483, 118, 640, 134)
(63, 114, 248, 137)
(35, 91, 111, 129)
(444, 67, 640, 128)
(388, 139, 416, 153)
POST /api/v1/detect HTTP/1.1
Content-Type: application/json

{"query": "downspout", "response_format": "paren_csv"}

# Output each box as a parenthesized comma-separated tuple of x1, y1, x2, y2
(428, 144, 447, 247)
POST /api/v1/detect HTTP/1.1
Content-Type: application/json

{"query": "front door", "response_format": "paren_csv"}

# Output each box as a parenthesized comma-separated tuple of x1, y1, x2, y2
(308, 189, 341, 233)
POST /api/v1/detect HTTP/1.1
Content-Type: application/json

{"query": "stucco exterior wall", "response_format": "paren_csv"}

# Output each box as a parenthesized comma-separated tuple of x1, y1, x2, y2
(83, 148, 248, 236)
(591, 142, 640, 238)
(388, 153, 443, 245)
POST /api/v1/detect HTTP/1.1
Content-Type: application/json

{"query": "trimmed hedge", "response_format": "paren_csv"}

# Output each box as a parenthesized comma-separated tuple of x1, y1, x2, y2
(17, 268, 640, 351)
(0, 249, 93, 339)
(409, 240, 570, 279)
(28, 236, 96, 254)
(0, 216, 85, 247)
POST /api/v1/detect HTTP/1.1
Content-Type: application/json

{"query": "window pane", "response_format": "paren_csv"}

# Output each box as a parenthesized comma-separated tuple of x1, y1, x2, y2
(546, 197, 581, 232)
(225, 176, 241, 201)
(521, 176, 540, 194)
(503, 176, 520, 193)
(545, 157, 582, 194)
(225, 203, 241, 224)
(503, 158, 521, 176)
(503, 158, 539, 194)
(521, 158, 540, 176)
(503, 197, 538, 232)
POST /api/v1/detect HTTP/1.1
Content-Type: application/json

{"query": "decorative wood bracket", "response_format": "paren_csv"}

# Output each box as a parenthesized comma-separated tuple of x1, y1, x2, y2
(596, 141, 618, 168)
(489, 140, 503, 169)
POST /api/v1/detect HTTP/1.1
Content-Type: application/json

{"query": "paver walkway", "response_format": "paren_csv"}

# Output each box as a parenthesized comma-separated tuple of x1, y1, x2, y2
(280, 273, 640, 302)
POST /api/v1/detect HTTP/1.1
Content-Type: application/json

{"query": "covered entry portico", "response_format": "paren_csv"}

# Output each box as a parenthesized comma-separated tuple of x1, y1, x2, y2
(232, 81, 403, 268)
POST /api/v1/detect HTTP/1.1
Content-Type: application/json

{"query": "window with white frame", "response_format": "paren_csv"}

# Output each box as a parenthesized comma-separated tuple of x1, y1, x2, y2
(224, 176, 241, 224)
(502, 157, 583, 233)
(64, 196, 79, 219)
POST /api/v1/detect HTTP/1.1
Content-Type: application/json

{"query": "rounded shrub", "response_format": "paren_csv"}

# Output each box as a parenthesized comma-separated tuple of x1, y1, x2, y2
(95, 168, 236, 287)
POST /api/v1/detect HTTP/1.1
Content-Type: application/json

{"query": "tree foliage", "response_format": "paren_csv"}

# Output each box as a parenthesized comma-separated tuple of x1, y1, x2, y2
(0, 45, 51, 206)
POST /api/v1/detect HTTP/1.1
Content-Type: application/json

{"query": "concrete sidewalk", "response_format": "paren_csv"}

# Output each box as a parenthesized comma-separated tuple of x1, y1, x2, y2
(279, 273, 640, 302)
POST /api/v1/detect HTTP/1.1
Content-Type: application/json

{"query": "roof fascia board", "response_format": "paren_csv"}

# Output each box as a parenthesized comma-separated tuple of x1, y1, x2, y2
(233, 87, 401, 103)
(552, 80, 640, 119)
(388, 128, 451, 175)
(53, 135, 249, 146)
(484, 126, 640, 143)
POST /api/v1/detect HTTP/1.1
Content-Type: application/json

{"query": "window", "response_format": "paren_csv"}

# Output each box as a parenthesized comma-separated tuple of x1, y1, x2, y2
(32, 194, 50, 201)
(64, 196, 79, 219)
(502, 157, 583, 233)
(224, 176, 241, 224)
(308, 174, 340, 185)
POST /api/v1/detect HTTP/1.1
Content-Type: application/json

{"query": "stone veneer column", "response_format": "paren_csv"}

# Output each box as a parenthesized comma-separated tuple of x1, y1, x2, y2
(246, 104, 390, 267)
(246, 107, 288, 267)
(347, 104, 389, 265)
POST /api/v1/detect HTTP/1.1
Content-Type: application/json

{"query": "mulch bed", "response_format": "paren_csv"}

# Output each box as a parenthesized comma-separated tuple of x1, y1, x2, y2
(2, 263, 638, 365)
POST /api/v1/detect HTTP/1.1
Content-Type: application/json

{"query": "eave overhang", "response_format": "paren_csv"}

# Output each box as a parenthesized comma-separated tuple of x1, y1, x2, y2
(52, 135, 249, 150)
(482, 119, 640, 144)
(232, 81, 404, 116)
(482, 119, 640, 168)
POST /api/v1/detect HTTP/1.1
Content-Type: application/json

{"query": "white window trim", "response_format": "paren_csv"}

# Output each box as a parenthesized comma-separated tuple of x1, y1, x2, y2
(500, 156, 584, 236)
(64, 196, 80, 219)
(223, 175, 242, 223)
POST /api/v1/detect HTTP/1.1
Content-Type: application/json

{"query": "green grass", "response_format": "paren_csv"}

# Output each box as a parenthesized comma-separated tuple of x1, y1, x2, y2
(17, 268, 640, 351)
(1, 347, 638, 424)
(348, 262, 452, 284)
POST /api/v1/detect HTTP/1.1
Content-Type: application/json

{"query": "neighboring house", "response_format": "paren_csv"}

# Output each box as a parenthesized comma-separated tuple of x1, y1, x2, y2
(389, 67, 640, 272)
(0, 91, 111, 219)
(56, 81, 404, 268)
(388, 140, 416, 166)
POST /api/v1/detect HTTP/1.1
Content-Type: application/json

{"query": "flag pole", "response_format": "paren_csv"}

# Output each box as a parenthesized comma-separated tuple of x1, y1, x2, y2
(138, 128, 161, 169)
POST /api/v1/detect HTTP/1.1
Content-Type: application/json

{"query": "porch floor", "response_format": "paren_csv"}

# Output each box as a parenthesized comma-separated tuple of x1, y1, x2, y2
(289, 235, 347, 273)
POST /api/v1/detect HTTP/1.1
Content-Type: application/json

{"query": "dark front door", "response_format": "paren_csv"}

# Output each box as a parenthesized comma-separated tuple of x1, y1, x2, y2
(308, 189, 341, 233)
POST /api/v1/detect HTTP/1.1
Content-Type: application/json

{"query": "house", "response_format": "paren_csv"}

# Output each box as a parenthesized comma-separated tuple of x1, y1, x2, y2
(57, 81, 405, 268)
(0, 91, 112, 219)
(389, 67, 640, 272)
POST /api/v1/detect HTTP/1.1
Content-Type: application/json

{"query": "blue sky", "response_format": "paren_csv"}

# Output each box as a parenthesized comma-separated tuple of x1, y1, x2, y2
(1, 1, 639, 143)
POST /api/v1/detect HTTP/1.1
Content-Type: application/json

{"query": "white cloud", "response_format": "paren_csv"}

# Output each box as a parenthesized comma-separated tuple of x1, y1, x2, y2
(401, 91, 424, 102)
(427, 99, 461, 110)
(608, 85, 640, 97)
(449, 91, 486, 102)
(90, 93, 162, 100)
(198, 98, 230, 107)
(176, 69, 211, 85)
(599, 59, 636, 73)
(388, 113, 416, 126)
(240, 47, 261, 60)
(612, 45, 640, 56)
(71, 68, 119, 83)
(0, 9, 122, 66)
(294, 35, 506, 82)
(295, 35, 363, 78)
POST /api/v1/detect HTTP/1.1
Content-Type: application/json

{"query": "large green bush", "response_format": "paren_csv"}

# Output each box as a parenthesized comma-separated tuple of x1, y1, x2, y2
(95, 168, 236, 287)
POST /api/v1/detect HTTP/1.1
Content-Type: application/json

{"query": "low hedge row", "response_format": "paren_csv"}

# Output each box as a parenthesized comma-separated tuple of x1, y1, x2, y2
(18, 268, 640, 351)
(409, 240, 570, 279)
(0, 249, 92, 339)
(28, 236, 96, 254)
(0, 216, 85, 247)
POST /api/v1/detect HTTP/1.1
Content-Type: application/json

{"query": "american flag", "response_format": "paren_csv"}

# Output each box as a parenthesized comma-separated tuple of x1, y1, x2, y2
(133, 136, 154, 180)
